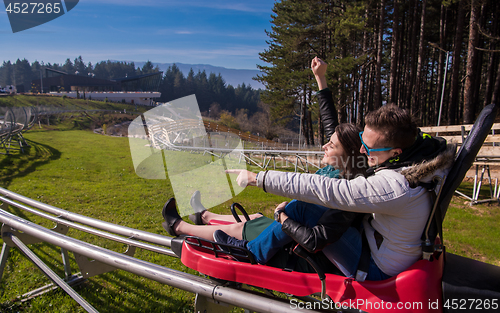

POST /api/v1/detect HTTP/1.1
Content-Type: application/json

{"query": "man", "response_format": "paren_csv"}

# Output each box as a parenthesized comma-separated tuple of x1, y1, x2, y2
(225, 104, 454, 280)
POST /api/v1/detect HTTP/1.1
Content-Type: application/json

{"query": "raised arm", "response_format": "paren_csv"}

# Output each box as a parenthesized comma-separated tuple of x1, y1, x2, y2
(311, 57, 338, 139)
(311, 57, 328, 90)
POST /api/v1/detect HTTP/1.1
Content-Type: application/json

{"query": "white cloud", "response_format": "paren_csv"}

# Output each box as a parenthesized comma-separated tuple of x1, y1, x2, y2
(175, 30, 194, 35)
(153, 27, 264, 39)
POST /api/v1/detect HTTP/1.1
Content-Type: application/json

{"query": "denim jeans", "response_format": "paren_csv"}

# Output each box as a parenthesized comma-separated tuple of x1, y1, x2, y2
(246, 199, 328, 264)
(246, 199, 391, 281)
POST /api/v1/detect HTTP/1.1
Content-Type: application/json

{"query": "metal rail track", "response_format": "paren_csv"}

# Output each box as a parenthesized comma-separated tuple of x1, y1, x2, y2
(0, 187, 324, 313)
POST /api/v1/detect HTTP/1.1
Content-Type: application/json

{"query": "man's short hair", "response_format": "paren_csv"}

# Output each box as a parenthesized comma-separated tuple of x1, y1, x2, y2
(364, 104, 418, 149)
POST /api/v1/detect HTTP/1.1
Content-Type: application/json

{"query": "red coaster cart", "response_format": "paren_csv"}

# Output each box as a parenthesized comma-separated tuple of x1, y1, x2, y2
(170, 104, 500, 313)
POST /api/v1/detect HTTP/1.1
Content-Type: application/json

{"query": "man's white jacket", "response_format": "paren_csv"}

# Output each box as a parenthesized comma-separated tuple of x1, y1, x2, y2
(256, 144, 456, 277)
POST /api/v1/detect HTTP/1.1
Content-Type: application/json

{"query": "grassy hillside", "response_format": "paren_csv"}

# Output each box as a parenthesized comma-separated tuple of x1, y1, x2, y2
(0, 94, 143, 112)
(0, 124, 289, 312)
(0, 94, 149, 138)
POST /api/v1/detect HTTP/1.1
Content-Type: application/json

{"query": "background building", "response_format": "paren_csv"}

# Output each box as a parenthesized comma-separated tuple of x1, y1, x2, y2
(32, 69, 162, 106)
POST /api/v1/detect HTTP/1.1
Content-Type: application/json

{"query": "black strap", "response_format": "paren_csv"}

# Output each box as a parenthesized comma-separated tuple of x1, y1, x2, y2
(283, 246, 299, 272)
(430, 200, 444, 248)
(293, 244, 326, 280)
(421, 180, 444, 259)
(292, 244, 329, 300)
(418, 181, 437, 190)
(356, 228, 371, 282)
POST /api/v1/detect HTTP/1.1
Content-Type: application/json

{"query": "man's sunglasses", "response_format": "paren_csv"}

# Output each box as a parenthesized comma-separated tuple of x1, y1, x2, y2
(359, 131, 394, 156)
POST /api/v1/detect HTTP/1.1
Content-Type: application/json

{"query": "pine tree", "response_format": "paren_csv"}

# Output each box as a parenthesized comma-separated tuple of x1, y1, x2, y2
(62, 58, 75, 74)
(14, 58, 33, 90)
(1, 61, 14, 86)
(257, 0, 367, 145)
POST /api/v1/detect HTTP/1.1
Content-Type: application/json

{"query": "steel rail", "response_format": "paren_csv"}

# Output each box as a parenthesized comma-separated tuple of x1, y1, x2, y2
(6, 233, 99, 313)
(151, 131, 324, 171)
(0, 187, 173, 248)
(0, 195, 176, 257)
(152, 131, 324, 155)
(0, 208, 309, 313)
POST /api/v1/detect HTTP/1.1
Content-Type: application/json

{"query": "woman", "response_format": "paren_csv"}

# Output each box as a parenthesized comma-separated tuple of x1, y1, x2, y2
(162, 122, 367, 273)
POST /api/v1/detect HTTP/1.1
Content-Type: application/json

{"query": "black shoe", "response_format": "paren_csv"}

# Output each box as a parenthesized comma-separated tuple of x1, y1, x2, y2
(213, 230, 248, 252)
(161, 198, 181, 236)
(189, 210, 206, 225)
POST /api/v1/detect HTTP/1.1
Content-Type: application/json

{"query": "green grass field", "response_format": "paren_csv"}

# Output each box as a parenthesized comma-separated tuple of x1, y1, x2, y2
(0, 104, 499, 312)
(0, 123, 289, 312)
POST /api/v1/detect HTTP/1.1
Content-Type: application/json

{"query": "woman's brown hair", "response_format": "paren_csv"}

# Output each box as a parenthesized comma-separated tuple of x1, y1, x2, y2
(335, 123, 367, 179)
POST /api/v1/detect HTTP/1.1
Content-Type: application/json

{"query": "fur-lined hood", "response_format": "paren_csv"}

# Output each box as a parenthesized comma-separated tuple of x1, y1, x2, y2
(401, 143, 457, 188)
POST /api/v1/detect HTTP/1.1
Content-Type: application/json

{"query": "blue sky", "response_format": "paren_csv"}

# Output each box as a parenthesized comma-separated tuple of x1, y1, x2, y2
(0, 0, 275, 70)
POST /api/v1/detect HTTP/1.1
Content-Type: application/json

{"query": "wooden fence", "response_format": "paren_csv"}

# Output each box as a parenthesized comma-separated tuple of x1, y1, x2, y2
(420, 123, 500, 157)
(421, 123, 500, 204)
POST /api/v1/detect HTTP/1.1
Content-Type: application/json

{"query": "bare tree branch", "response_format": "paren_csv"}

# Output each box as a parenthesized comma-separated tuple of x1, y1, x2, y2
(478, 24, 500, 41)
(475, 47, 500, 53)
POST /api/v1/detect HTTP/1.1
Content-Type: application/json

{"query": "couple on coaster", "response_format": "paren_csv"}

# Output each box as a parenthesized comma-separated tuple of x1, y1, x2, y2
(161, 57, 456, 281)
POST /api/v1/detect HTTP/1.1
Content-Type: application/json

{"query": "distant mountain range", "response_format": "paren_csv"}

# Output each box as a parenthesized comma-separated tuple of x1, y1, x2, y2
(133, 62, 265, 90)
